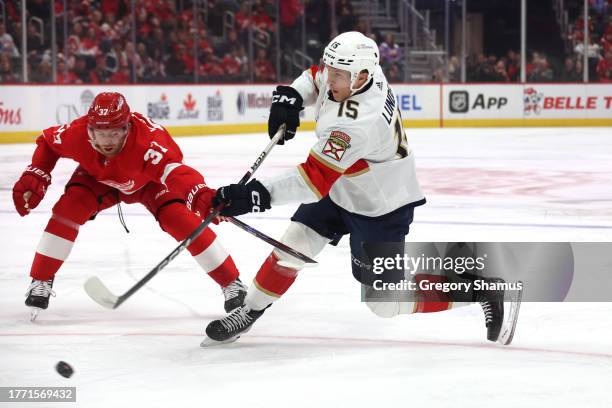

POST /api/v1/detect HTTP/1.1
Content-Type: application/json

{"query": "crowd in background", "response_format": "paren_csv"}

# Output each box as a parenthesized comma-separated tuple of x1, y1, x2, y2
(0, 0, 280, 83)
(454, 1, 612, 83)
(0, 0, 611, 84)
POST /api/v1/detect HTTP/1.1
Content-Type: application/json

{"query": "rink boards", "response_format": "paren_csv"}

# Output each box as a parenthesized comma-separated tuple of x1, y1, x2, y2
(0, 83, 611, 143)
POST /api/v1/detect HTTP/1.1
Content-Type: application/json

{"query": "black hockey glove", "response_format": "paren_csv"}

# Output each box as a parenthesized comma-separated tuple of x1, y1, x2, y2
(269, 85, 303, 145)
(213, 179, 271, 217)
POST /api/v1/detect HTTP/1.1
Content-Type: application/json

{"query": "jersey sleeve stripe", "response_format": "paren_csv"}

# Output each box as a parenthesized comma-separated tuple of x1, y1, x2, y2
(344, 159, 370, 177)
(344, 167, 370, 178)
(160, 162, 183, 185)
(309, 149, 345, 173)
(297, 165, 324, 199)
(309, 65, 318, 80)
(309, 65, 319, 94)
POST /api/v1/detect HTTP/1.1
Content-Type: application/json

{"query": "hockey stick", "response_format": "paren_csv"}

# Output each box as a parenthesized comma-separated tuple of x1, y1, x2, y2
(84, 125, 286, 309)
(227, 216, 317, 264)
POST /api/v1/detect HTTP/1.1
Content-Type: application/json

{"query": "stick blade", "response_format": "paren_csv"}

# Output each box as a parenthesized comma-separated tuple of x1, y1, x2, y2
(84, 277, 120, 309)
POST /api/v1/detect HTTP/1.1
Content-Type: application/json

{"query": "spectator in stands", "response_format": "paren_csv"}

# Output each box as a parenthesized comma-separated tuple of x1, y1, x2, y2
(0, 54, 19, 82)
(26, 23, 45, 54)
(125, 41, 143, 80)
(80, 26, 100, 57)
(136, 42, 154, 82)
(387, 63, 402, 83)
(572, 14, 594, 43)
(111, 40, 128, 69)
(337, 3, 358, 33)
(91, 56, 111, 83)
(221, 49, 242, 81)
(146, 27, 168, 61)
(305, 0, 331, 47)
(448, 56, 460, 82)
(252, 1, 275, 33)
(73, 55, 94, 83)
(506, 50, 520, 82)
(596, 50, 612, 81)
(188, 28, 213, 57)
(355, 19, 373, 39)
(528, 54, 554, 82)
(493, 60, 509, 82)
(166, 43, 190, 80)
(601, 30, 612, 54)
(68, 21, 84, 54)
(235, 45, 249, 78)
(254, 47, 275, 82)
(215, 29, 240, 58)
(0, 22, 20, 58)
(432, 67, 444, 83)
(380, 34, 402, 69)
(30, 54, 52, 83)
(279, 0, 303, 53)
(469, 53, 497, 82)
(199, 48, 225, 80)
(91, 9, 104, 29)
(236, 2, 252, 34)
(109, 62, 131, 83)
(574, 40, 602, 79)
(56, 56, 77, 84)
(561, 56, 582, 81)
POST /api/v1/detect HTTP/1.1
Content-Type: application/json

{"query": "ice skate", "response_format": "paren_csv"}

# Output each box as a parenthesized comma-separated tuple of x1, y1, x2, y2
(201, 305, 266, 346)
(25, 278, 55, 322)
(222, 278, 248, 312)
(475, 278, 522, 345)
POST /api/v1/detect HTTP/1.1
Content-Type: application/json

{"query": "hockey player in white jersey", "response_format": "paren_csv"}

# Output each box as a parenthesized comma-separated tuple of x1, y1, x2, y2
(203, 32, 521, 346)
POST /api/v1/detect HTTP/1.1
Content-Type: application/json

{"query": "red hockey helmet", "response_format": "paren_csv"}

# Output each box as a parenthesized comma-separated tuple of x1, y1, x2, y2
(87, 92, 130, 129)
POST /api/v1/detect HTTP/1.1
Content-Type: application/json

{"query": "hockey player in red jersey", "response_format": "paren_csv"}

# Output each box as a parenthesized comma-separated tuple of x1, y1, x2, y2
(13, 92, 247, 321)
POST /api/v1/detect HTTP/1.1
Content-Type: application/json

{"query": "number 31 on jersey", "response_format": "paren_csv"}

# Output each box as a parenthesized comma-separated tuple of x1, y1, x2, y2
(144, 141, 168, 165)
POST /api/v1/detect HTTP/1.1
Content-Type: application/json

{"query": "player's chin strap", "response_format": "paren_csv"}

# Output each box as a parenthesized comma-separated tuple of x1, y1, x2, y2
(349, 71, 374, 96)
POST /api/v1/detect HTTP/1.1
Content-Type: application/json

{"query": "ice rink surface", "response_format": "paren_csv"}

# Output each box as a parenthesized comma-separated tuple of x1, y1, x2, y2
(1, 127, 611, 407)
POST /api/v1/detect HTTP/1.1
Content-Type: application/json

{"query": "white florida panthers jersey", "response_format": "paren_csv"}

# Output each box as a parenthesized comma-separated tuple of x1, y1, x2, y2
(261, 64, 426, 217)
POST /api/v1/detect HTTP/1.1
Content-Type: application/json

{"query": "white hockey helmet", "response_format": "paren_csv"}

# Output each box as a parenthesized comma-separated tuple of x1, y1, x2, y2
(321, 31, 379, 92)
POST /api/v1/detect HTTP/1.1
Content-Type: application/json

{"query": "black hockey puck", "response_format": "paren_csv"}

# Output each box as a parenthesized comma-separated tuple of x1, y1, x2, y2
(55, 361, 74, 378)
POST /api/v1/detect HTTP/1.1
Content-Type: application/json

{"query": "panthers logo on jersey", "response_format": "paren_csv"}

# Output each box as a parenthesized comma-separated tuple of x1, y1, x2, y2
(322, 131, 351, 161)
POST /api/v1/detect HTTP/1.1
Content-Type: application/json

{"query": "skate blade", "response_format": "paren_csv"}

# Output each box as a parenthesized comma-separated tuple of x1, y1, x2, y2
(29, 307, 43, 322)
(498, 281, 523, 346)
(200, 335, 241, 347)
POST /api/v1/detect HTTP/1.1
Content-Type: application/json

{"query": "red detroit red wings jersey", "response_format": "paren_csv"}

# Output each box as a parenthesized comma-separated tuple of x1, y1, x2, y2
(40, 113, 183, 194)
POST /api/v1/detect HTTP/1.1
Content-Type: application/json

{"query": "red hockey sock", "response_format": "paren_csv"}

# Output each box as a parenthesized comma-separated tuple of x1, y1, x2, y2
(253, 253, 299, 297)
(413, 274, 452, 313)
(157, 204, 238, 287)
(30, 216, 80, 281)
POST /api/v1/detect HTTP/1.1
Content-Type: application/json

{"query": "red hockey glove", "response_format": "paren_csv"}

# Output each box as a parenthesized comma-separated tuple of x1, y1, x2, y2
(186, 183, 221, 224)
(13, 166, 52, 217)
